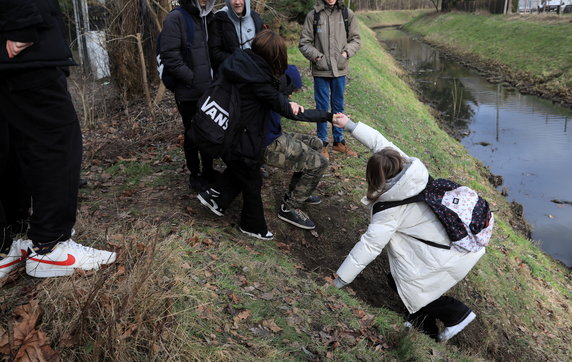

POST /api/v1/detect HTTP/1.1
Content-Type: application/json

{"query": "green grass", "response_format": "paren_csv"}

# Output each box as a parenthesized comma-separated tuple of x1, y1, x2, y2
(15, 13, 571, 362)
(359, 9, 433, 28)
(285, 16, 572, 360)
(403, 12, 572, 90)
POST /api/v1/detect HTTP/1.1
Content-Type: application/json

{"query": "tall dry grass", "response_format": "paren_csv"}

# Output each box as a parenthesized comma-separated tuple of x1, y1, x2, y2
(35, 222, 193, 360)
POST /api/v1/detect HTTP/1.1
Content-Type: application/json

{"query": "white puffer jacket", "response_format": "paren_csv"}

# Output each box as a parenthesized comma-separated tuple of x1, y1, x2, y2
(336, 122, 485, 313)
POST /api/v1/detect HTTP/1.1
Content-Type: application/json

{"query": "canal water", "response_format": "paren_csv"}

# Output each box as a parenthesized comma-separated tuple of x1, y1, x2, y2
(375, 26, 572, 267)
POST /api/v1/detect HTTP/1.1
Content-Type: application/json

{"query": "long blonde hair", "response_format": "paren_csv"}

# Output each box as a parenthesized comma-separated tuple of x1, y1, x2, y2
(366, 148, 406, 201)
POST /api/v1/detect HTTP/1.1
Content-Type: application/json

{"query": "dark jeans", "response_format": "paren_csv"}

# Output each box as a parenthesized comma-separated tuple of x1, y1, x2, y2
(0, 68, 82, 247)
(314, 76, 346, 143)
(387, 273, 471, 339)
(176, 99, 214, 178)
(215, 160, 267, 234)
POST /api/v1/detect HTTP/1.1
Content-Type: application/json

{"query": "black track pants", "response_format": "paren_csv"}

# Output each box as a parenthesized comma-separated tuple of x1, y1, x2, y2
(0, 68, 81, 246)
(387, 273, 471, 339)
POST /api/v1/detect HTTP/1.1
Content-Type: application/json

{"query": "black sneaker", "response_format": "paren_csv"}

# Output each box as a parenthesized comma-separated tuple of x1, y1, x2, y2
(278, 204, 315, 230)
(304, 195, 321, 205)
(239, 227, 274, 240)
(197, 188, 224, 216)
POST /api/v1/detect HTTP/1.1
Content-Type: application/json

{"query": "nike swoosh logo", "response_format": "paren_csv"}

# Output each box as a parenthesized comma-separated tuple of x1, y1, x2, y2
(30, 253, 76, 266)
(0, 250, 27, 269)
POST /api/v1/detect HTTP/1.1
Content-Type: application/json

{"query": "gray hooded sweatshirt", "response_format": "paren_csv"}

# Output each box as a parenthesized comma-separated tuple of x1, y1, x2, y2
(220, 0, 257, 49)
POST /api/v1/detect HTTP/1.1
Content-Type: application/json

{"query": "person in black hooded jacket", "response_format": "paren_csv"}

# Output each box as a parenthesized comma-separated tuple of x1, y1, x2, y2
(208, 0, 265, 73)
(158, 0, 216, 191)
(197, 30, 332, 240)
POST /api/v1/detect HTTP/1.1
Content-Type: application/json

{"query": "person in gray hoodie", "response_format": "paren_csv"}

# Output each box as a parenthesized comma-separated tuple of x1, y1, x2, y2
(158, 0, 216, 191)
(209, 0, 265, 72)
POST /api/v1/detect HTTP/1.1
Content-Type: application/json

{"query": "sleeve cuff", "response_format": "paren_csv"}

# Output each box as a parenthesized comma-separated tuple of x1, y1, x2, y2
(333, 277, 349, 289)
(345, 119, 358, 133)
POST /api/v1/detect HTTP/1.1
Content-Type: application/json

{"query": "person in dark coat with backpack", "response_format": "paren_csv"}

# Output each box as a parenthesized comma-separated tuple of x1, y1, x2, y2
(197, 30, 331, 240)
(330, 114, 491, 342)
(158, 0, 216, 191)
(208, 0, 265, 72)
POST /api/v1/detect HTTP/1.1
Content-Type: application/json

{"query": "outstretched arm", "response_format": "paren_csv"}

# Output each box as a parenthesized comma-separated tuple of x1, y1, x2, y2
(332, 113, 407, 157)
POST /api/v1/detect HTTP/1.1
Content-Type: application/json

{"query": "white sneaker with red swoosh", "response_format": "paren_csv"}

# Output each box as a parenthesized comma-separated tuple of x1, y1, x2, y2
(0, 239, 32, 279)
(26, 239, 116, 278)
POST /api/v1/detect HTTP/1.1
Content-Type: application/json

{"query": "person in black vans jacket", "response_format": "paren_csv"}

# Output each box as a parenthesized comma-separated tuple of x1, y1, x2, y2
(209, 0, 264, 72)
(0, 0, 116, 279)
(158, 0, 216, 191)
(197, 30, 332, 240)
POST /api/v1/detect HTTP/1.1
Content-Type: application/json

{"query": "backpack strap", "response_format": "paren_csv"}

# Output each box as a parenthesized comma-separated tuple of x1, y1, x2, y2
(371, 176, 450, 250)
(372, 192, 425, 215)
(341, 6, 349, 39)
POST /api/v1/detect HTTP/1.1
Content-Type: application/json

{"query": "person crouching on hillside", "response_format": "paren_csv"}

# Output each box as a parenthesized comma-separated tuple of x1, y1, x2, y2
(197, 30, 332, 240)
(331, 113, 484, 342)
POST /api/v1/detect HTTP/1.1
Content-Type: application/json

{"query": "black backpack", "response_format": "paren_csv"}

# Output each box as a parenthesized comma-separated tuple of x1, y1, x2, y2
(156, 7, 194, 91)
(188, 79, 241, 159)
(373, 177, 494, 252)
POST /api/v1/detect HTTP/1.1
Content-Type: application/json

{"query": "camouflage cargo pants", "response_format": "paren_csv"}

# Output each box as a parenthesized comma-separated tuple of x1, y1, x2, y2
(263, 132, 328, 208)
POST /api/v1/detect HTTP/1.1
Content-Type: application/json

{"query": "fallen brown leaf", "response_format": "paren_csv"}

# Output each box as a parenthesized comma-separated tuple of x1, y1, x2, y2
(261, 319, 283, 333)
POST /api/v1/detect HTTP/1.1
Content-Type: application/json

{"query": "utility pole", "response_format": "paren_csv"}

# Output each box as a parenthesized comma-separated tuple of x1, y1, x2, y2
(72, 0, 90, 70)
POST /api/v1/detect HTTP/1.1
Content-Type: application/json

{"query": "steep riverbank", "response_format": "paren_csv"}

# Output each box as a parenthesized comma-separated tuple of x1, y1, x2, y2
(1, 13, 570, 361)
(402, 12, 572, 108)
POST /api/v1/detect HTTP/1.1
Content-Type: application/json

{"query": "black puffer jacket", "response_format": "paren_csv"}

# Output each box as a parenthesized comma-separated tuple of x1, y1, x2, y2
(208, 10, 264, 72)
(158, 1, 215, 101)
(219, 49, 330, 166)
(0, 0, 74, 71)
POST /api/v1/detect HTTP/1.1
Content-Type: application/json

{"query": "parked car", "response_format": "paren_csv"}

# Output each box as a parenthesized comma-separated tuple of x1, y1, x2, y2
(538, 0, 572, 12)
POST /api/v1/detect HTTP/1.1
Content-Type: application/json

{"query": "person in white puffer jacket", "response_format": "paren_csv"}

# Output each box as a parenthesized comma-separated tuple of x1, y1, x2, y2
(331, 113, 485, 342)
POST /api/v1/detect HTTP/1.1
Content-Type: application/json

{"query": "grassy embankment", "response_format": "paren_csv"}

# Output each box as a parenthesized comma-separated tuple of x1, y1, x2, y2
(1, 12, 570, 361)
(285, 11, 572, 359)
(358, 9, 432, 27)
(401, 11, 572, 105)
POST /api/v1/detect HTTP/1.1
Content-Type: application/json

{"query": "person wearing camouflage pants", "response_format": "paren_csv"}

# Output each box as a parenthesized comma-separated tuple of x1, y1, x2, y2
(263, 131, 328, 230)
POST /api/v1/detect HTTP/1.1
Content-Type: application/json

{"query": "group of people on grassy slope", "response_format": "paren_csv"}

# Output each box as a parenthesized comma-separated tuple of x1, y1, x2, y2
(172, 0, 491, 343)
(0, 0, 490, 345)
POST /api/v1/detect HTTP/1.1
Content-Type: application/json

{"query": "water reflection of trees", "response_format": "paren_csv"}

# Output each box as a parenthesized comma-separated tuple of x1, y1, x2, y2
(416, 64, 477, 132)
(386, 36, 476, 131)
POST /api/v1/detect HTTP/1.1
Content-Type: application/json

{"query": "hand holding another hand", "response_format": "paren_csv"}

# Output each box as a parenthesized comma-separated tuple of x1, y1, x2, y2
(289, 102, 305, 115)
(332, 113, 350, 129)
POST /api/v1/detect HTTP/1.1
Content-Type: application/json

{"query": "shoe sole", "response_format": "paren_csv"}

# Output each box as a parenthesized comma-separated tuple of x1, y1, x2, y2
(197, 194, 223, 216)
(277, 213, 316, 230)
(439, 311, 476, 342)
(239, 227, 274, 240)
(304, 199, 322, 205)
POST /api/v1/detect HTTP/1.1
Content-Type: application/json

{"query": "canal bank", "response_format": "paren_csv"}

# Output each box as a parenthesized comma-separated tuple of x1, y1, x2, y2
(372, 25, 572, 267)
(403, 12, 572, 108)
(285, 15, 572, 359)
